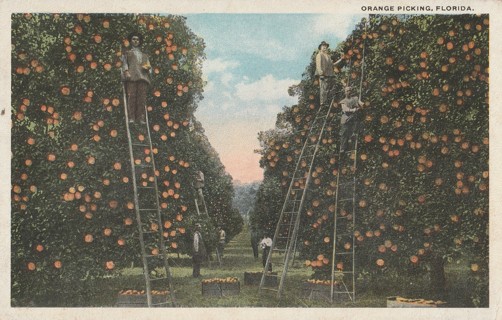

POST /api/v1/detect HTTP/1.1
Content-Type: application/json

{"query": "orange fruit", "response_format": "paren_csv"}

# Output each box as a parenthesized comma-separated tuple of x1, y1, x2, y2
(105, 261, 115, 270)
(84, 234, 94, 243)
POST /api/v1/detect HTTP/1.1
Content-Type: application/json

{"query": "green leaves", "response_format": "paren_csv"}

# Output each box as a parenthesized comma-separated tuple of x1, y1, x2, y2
(253, 14, 488, 304)
(11, 13, 235, 306)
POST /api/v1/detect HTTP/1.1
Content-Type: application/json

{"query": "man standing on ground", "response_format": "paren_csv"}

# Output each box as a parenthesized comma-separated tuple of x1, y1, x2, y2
(340, 86, 364, 153)
(192, 223, 206, 278)
(260, 236, 273, 272)
(122, 32, 151, 124)
(315, 41, 342, 108)
(217, 226, 226, 258)
(250, 228, 260, 260)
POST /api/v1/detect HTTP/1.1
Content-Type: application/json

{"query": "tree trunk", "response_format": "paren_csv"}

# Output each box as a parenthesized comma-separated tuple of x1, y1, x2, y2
(429, 254, 446, 299)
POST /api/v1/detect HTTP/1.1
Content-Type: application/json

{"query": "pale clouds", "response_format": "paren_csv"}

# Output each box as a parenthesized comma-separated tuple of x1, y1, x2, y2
(234, 74, 298, 103)
(221, 72, 233, 86)
(311, 14, 368, 40)
(203, 57, 239, 74)
(240, 38, 299, 61)
(203, 80, 215, 94)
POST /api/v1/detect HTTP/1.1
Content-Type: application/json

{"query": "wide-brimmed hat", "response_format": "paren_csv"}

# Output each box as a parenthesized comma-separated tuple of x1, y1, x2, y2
(318, 41, 329, 49)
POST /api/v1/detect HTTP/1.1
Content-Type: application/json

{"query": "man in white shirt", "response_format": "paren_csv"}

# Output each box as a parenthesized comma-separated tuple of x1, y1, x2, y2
(217, 227, 226, 258)
(260, 236, 273, 272)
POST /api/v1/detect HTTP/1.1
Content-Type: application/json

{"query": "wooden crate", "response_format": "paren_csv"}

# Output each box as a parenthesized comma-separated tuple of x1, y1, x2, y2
(243, 272, 278, 287)
(116, 293, 171, 307)
(201, 281, 240, 297)
(387, 296, 446, 308)
(221, 282, 240, 296)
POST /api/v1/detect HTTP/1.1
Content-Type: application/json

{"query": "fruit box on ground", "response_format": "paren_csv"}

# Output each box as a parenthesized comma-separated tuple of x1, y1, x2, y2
(387, 296, 447, 308)
(116, 290, 173, 307)
(243, 271, 278, 287)
(201, 278, 240, 297)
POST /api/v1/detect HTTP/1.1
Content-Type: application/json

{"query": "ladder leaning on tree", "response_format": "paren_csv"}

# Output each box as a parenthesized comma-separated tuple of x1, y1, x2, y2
(329, 131, 358, 303)
(330, 17, 369, 303)
(258, 99, 335, 299)
(122, 82, 177, 307)
(192, 170, 222, 266)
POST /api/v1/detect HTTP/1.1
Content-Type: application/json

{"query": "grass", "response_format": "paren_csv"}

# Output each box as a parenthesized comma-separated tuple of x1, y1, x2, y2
(80, 226, 475, 308)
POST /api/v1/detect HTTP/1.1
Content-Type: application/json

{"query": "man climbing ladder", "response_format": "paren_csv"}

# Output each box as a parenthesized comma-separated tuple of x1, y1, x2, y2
(339, 86, 364, 153)
(121, 31, 176, 307)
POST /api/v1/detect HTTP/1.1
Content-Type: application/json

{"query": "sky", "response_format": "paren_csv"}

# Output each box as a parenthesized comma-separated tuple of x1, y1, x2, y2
(185, 14, 366, 183)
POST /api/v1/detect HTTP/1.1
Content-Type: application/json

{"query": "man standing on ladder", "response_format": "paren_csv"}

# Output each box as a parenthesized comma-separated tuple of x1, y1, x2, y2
(315, 41, 342, 107)
(339, 86, 364, 153)
(194, 170, 205, 207)
(121, 32, 151, 124)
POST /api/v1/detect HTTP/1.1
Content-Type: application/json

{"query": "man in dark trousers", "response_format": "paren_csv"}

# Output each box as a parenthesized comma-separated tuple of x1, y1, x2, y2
(250, 228, 260, 260)
(340, 86, 364, 153)
(315, 41, 342, 108)
(192, 223, 206, 277)
(122, 32, 151, 124)
(260, 236, 273, 272)
(217, 226, 226, 258)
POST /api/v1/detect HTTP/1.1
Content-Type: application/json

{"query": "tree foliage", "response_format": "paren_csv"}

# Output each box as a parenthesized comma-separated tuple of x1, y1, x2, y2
(11, 13, 239, 306)
(252, 14, 488, 306)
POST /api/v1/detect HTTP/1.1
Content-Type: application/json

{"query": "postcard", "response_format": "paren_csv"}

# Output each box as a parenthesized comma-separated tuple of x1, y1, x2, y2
(1, 0, 501, 319)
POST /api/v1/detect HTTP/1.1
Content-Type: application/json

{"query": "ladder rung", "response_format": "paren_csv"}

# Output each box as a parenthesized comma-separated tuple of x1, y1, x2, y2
(135, 164, 153, 168)
(338, 181, 355, 187)
(260, 287, 279, 292)
(148, 276, 170, 281)
(336, 215, 352, 220)
(338, 198, 353, 202)
(139, 208, 158, 211)
(145, 254, 165, 258)
(150, 301, 174, 306)
(334, 252, 353, 255)
(132, 143, 150, 147)
(138, 186, 155, 189)
(333, 291, 354, 294)
(273, 248, 287, 252)
(336, 233, 353, 237)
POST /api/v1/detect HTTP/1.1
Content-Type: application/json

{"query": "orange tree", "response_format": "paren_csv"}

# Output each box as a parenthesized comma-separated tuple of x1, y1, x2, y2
(11, 13, 240, 306)
(252, 14, 488, 306)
